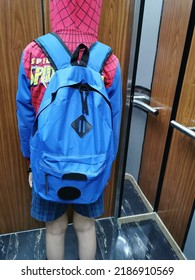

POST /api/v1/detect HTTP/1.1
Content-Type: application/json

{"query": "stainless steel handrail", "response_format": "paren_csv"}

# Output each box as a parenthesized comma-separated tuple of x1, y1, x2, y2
(170, 120, 195, 140)
(132, 99, 159, 116)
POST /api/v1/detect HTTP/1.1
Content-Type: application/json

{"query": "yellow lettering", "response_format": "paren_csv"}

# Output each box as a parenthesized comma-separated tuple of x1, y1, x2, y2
(41, 66, 55, 85)
(33, 67, 43, 85)
(30, 67, 35, 86)
(30, 65, 55, 86)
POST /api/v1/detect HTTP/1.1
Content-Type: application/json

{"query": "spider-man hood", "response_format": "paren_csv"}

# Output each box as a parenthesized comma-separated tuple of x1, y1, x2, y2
(50, 0, 102, 46)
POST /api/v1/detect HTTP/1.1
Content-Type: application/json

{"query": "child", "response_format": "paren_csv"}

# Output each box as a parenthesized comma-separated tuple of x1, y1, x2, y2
(16, 0, 122, 260)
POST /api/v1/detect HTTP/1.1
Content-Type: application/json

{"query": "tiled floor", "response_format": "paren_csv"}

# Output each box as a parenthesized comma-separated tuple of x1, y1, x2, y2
(0, 177, 185, 260)
(121, 176, 150, 216)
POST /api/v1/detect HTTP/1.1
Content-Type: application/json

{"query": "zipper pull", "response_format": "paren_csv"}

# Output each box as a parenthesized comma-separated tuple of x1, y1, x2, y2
(79, 85, 89, 115)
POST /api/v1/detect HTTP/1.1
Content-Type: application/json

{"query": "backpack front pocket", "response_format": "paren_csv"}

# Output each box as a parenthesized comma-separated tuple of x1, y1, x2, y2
(39, 152, 107, 201)
(39, 152, 107, 180)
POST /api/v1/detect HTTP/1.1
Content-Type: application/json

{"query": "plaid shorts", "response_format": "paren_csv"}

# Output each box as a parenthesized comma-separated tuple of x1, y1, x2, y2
(31, 190, 104, 222)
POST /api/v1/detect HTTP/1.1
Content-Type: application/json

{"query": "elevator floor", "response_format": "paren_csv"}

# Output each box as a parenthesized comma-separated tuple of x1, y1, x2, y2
(0, 175, 185, 260)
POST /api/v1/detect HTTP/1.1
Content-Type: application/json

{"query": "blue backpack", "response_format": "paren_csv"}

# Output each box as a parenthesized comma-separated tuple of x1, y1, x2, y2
(30, 32, 115, 204)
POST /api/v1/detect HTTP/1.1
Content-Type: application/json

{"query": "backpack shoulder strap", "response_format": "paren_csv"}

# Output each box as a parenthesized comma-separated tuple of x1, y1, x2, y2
(88, 41, 113, 73)
(34, 32, 71, 70)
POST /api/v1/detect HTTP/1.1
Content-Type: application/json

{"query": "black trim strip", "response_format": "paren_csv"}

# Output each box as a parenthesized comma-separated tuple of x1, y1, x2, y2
(87, 41, 97, 52)
(35, 38, 58, 71)
(50, 32, 72, 56)
(116, 0, 146, 218)
(149, 0, 164, 93)
(154, 0, 195, 212)
(62, 173, 88, 181)
(41, 0, 45, 35)
(88, 41, 112, 73)
(100, 49, 113, 74)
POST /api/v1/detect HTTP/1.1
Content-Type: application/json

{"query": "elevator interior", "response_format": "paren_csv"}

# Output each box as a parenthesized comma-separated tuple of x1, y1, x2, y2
(0, 0, 194, 260)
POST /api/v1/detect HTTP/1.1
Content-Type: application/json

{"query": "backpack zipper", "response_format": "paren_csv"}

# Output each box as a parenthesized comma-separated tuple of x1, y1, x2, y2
(79, 85, 89, 115)
(45, 174, 49, 195)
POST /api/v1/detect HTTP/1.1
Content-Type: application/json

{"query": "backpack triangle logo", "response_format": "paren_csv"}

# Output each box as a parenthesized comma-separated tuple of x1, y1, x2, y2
(71, 115, 92, 138)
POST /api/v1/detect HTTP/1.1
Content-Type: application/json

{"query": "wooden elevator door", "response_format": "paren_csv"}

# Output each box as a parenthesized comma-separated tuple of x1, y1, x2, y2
(137, 0, 194, 247)
(138, 0, 193, 207)
(0, 0, 44, 234)
(158, 27, 195, 247)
